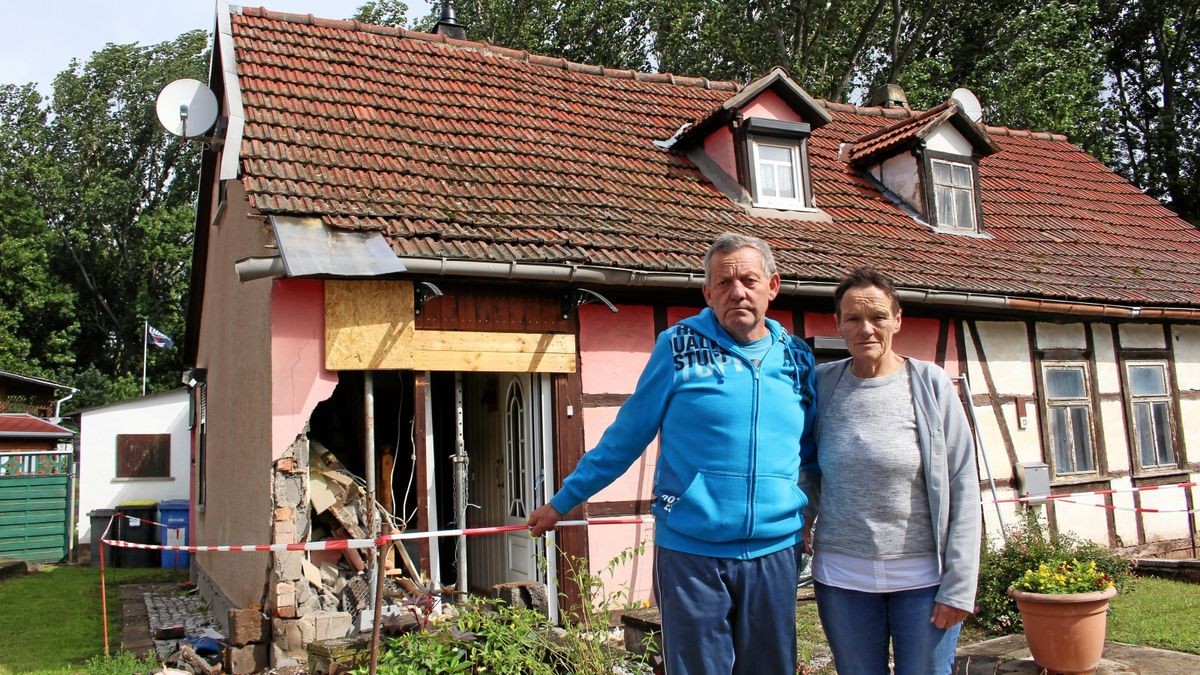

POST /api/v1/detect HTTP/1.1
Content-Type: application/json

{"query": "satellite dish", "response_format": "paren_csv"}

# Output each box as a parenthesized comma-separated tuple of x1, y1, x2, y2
(156, 79, 218, 137)
(950, 88, 983, 123)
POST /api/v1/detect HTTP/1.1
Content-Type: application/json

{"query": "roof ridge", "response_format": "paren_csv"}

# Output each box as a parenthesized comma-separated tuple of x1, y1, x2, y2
(983, 125, 1069, 142)
(237, 6, 742, 93)
(819, 98, 1070, 143)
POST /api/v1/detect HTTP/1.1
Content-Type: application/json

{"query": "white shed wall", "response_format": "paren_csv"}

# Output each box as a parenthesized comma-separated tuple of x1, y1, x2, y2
(77, 389, 190, 541)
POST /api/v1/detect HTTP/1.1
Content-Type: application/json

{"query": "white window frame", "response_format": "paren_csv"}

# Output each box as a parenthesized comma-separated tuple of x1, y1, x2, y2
(1124, 360, 1177, 471)
(930, 158, 978, 231)
(1041, 361, 1098, 476)
(751, 139, 807, 210)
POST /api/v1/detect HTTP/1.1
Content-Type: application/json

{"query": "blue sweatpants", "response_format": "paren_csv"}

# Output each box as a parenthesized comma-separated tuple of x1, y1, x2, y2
(653, 545, 799, 674)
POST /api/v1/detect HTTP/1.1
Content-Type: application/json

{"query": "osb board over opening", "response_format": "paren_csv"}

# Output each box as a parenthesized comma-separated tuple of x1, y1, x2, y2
(325, 280, 577, 372)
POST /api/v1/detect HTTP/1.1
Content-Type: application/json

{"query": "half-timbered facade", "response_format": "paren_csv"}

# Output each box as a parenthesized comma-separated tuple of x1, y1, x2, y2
(184, 3, 1200, 663)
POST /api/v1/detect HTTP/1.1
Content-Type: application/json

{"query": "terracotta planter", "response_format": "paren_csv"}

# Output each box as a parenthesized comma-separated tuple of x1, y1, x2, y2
(1008, 585, 1117, 675)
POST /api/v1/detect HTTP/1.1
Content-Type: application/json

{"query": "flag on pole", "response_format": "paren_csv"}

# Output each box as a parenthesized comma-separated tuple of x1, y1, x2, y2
(147, 324, 175, 349)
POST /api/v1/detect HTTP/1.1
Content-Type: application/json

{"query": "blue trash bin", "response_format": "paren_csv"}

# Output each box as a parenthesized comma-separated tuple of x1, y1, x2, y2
(157, 500, 190, 569)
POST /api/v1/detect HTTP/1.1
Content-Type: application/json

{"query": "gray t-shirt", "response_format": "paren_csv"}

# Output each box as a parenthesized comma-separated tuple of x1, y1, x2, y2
(813, 365, 937, 559)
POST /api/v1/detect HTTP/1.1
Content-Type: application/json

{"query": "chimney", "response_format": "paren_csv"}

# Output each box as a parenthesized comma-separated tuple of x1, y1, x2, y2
(434, 1, 467, 40)
(867, 84, 910, 110)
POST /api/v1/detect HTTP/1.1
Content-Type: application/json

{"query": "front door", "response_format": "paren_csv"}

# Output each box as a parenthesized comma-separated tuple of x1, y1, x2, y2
(502, 374, 546, 583)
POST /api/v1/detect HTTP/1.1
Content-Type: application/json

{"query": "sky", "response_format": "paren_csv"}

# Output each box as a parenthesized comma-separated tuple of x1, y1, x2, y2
(0, 1, 430, 96)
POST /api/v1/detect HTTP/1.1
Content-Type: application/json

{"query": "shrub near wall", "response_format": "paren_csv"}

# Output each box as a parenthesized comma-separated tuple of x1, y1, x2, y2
(973, 509, 1134, 635)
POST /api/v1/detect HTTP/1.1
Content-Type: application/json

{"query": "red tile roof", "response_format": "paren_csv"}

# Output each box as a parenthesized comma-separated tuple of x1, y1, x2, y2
(0, 414, 72, 437)
(227, 7, 1200, 308)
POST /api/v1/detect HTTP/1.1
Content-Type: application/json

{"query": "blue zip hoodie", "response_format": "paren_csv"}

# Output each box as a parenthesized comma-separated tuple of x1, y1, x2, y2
(549, 307, 816, 559)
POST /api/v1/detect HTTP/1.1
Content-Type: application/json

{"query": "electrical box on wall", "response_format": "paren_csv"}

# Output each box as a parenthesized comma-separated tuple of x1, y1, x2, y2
(1015, 461, 1050, 500)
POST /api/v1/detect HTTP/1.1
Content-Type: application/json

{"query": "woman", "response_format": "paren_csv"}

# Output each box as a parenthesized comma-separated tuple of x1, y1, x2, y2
(800, 267, 980, 674)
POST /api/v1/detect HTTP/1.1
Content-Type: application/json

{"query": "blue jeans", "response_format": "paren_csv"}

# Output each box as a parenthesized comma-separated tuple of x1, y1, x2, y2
(654, 545, 799, 674)
(815, 581, 961, 675)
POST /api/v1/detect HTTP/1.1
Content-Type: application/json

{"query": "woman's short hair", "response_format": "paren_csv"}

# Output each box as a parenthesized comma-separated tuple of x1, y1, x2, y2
(703, 232, 778, 281)
(834, 267, 900, 315)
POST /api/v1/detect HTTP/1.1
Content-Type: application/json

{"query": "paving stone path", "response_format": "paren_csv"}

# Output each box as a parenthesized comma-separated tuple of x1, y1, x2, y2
(121, 583, 219, 661)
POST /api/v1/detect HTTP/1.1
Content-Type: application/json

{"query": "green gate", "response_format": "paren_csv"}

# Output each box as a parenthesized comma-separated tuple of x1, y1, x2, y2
(0, 451, 73, 563)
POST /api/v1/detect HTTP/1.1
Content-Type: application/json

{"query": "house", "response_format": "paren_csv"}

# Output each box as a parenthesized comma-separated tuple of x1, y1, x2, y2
(184, 2, 1200, 664)
(0, 409, 75, 562)
(74, 389, 191, 550)
(0, 369, 76, 422)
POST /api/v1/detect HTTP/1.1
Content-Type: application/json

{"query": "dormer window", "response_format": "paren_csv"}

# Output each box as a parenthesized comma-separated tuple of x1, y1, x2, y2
(743, 117, 813, 211)
(931, 157, 977, 230)
(752, 141, 802, 207)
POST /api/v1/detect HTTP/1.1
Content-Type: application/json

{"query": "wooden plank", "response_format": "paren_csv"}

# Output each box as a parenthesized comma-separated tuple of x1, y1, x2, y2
(325, 280, 416, 370)
(411, 331, 576, 373)
(412, 331, 575, 355)
(411, 350, 575, 373)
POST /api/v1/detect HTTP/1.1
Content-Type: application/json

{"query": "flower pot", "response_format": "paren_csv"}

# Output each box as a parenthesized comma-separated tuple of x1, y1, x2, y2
(1008, 586, 1116, 675)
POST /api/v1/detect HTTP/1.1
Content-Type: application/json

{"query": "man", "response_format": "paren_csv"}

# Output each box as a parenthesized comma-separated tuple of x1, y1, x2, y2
(527, 232, 816, 674)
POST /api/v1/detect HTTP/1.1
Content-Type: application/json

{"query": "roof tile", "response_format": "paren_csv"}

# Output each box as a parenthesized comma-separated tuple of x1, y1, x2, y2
(228, 7, 1200, 307)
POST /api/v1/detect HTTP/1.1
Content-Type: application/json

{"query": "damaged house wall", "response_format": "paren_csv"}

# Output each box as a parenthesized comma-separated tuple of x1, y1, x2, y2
(193, 180, 276, 617)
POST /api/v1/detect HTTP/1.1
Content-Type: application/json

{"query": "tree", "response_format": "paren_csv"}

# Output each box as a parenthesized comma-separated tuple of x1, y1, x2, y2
(353, 0, 410, 28)
(0, 183, 77, 377)
(1098, 0, 1200, 223)
(892, 0, 1112, 159)
(0, 32, 209, 405)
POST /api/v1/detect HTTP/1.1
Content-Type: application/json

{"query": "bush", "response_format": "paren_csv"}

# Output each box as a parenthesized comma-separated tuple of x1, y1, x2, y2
(367, 543, 656, 675)
(973, 508, 1134, 635)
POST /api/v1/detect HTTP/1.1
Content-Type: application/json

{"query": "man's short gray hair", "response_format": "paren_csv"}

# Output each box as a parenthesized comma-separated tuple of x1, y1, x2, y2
(703, 232, 778, 281)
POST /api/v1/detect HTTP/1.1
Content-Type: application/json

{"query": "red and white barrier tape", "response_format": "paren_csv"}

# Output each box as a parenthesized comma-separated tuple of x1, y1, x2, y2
(1051, 498, 1195, 514)
(984, 481, 1196, 506)
(100, 515, 650, 553)
(100, 480, 1199, 553)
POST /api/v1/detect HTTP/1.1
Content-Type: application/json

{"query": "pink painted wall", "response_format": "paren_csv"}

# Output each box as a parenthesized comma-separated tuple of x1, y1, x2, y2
(704, 127, 738, 182)
(578, 304, 658, 504)
(743, 89, 804, 123)
(702, 89, 806, 183)
(271, 279, 338, 460)
(803, 311, 961, 376)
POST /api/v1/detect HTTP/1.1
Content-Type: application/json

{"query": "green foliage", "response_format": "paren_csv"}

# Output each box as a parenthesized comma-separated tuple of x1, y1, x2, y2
(1097, 0, 1200, 223)
(972, 508, 1133, 634)
(353, 0, 410, 28)
(368, 545, 656, 674)
(556, 541, 655, 673)
(0, 31, 207, 405)
(373, 631, 473, 674)
(0, 182, 77, 376)
(84, 651, 161, 675)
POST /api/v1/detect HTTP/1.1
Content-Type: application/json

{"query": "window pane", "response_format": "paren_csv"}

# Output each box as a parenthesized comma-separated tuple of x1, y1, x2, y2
(1152, 402, 1173, 465)
(1046, 367, 1086, 398)
(775, 165, 796, 199)
(954, 187, 975, 228)
(760, 167, 777, 197)
(759, 144, 791, 163)
(1050, 407, 1073, 470)
(936, 185, 954, 225)
(932, 160, 951, 184)
(1133, 401, 1157, 467)
(1069, 406, 1094, 471)
(952, 164, 973, 186)
(1129, 365, 1167, 396)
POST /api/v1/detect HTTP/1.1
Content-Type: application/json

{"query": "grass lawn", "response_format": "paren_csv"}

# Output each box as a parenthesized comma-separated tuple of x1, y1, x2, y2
(1107, 576, 1200, 655)
(0, 565, 181, 675)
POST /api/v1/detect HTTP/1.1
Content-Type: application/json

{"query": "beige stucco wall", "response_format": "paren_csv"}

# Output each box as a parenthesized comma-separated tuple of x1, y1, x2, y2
(193, 180, 275, 608)
(1119, 323, 1167, 349)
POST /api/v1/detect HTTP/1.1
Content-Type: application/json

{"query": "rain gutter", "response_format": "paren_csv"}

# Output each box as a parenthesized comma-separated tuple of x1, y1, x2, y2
(234, 254, 1200, 321)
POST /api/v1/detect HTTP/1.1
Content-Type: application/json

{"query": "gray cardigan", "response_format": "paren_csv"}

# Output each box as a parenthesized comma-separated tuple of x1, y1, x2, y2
(799, 357, 981, 613)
